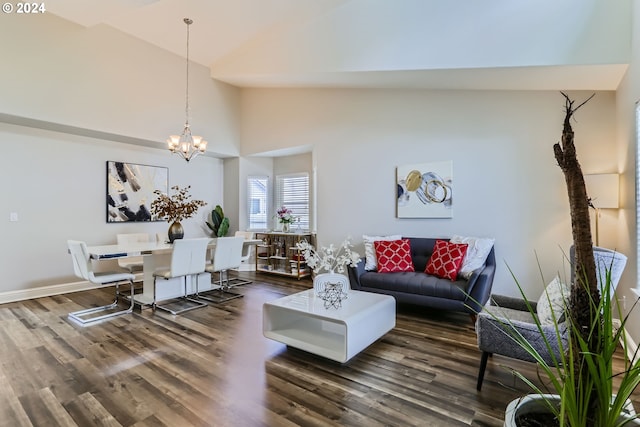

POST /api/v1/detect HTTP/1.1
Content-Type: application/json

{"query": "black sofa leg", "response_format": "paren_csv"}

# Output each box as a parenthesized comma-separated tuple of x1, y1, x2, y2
(477, 351, 490, 391)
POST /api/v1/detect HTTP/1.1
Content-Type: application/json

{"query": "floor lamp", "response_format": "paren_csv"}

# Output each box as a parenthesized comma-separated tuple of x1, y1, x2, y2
(584, 173, 619, 246)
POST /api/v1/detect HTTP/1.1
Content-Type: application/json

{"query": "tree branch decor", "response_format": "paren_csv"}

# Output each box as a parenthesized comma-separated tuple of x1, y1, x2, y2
(151, 185, 207, 223)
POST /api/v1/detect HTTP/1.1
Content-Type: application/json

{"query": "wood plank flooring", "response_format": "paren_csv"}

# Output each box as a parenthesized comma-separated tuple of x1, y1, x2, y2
(0, 272, 638, 426)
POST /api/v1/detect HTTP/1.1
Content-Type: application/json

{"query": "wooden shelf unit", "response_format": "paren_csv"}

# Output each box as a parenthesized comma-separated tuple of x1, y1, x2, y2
(255, 232, 314, 279)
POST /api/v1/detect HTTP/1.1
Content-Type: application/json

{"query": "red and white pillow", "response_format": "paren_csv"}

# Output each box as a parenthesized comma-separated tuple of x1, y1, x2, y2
(425, 239, 469, 281)
(374, 239, 415, 273)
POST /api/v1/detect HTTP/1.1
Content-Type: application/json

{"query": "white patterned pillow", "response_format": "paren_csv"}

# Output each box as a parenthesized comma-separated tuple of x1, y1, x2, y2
(450, 235, 495, 279)
(536, 276, 569, 325)
(363, 234, 402, 271)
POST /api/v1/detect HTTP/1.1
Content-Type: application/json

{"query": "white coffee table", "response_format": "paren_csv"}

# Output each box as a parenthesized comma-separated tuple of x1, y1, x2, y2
(263, 289, 396, 363)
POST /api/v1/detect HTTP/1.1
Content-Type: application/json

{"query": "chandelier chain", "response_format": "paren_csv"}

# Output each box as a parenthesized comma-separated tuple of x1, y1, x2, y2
(184, 17, 190, 126)
(166, 17, 207, 162)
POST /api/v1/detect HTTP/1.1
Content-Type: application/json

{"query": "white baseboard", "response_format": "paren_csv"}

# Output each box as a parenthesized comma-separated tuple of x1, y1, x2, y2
(0, 273, 144, 305)
(0, 280, 98, 305)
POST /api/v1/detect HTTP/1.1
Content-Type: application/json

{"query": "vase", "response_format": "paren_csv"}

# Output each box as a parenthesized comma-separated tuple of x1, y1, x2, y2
(313, 272, 350, 297)
(282, 222, 290, 233)
(167, 221, 184, 243)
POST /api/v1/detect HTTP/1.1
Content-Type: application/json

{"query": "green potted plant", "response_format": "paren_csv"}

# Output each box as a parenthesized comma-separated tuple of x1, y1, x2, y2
(206, 204, 229, 237)
(489, 93, 640, 426)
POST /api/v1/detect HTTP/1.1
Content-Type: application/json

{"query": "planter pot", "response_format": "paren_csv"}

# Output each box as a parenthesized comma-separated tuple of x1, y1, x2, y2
(168, 221, 184, 243)
(504, 394, 639, 427)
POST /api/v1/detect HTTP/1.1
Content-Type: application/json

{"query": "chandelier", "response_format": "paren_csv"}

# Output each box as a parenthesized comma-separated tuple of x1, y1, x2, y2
(167, 18, 207, 162)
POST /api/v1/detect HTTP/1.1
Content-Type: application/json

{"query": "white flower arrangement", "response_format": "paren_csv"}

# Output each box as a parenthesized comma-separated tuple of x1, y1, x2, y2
(296, 237, 361, 274)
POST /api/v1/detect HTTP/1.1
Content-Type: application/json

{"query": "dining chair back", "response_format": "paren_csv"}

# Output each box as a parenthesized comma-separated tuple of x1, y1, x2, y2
(152, 237, 210, 314)
(199, 236, 245, 303)
(67, 240, 135, 325)
(228, 231, 255, 285)
(169, 238, 210, 277)
(235, 231, 255, 263)
(116, 233, 149, 273)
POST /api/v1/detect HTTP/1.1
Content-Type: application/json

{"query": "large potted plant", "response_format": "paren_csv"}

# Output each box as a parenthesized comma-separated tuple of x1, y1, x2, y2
(151, 185, 206, 242)
(494, 93, 640, 426)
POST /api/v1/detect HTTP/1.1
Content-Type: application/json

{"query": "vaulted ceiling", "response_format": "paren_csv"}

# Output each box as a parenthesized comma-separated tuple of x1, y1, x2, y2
(47, 0, 632, 90)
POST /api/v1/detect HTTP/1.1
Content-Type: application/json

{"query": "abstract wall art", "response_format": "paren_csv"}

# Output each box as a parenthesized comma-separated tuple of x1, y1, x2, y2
(106, 161, 168, 222)
(396, 160, 453, 218)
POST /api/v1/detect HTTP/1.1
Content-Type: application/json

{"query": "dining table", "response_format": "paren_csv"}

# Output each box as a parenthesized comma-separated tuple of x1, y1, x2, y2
(86, 238, 261, 306)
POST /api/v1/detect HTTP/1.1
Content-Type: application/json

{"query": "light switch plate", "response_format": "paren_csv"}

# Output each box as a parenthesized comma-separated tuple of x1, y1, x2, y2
(9, 212, 18, 222)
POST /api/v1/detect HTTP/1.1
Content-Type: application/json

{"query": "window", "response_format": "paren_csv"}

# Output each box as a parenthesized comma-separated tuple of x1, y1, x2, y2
(247, 176, 269, 230)
(276, 173, 309, 230)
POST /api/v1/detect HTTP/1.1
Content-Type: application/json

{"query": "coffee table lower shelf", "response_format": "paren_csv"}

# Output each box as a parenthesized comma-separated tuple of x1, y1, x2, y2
(263, 289, 396, 363)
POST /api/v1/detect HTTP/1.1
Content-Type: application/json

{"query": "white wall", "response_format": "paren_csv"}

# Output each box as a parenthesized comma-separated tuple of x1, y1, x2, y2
(213, 0, 630, 79)
(241, 88, 618, 299)
(1, 123, 223, 298)
(0, 12, 239, 301)
(613, 1, 640, 343)
(0, 12, 240, 158)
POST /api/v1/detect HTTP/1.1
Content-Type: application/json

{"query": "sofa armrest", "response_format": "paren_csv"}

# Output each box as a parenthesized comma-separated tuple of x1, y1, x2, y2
(347, 258, 366, 290)
(464, 263, 496, 314)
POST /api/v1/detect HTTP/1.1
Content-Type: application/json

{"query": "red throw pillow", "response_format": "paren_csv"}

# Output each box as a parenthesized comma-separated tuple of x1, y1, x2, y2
(374, 239, 415, 273)
(425, 239, 468, 281)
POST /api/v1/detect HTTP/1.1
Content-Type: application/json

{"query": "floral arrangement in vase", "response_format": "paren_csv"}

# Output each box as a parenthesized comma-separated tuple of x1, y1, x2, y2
(296, 237, 361, 274)
(151, 185, 206, 242)
(276, 205, 296, 232)
(297, 237, 361, 305)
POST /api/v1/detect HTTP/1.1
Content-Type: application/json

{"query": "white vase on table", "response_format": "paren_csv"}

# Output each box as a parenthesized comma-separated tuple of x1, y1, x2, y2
(313, 271, 350, 297)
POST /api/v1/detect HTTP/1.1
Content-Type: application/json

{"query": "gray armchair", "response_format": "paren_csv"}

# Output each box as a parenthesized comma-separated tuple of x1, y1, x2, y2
(475, 294, 568, 391)
(475, 246, 627, 391)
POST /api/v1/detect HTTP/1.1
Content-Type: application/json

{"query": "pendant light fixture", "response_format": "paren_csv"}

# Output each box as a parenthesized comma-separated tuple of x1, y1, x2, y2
(167, 18, 207, 162)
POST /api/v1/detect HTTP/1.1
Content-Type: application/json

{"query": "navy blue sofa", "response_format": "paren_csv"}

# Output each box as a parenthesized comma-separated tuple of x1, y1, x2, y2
(347, 237, 496, 321)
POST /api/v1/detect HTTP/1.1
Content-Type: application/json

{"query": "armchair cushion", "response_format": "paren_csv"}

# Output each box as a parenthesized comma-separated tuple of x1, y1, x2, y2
(536, 276, 569, 325)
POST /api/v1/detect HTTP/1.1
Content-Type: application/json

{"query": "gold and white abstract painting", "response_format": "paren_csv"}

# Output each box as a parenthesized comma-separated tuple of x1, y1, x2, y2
(396, 161, 453, 218)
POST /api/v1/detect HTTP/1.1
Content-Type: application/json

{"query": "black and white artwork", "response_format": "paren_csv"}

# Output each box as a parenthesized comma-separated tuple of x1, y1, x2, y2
(106, 161, 168, 222)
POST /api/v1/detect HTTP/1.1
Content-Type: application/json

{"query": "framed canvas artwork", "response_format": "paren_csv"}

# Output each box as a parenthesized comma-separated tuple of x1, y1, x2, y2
(397, 161, 453, 218)
(106, 161, 168, 222)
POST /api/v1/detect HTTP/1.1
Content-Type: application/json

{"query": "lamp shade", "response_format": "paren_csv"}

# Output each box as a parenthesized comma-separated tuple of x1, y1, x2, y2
(584, 173, 619, 209)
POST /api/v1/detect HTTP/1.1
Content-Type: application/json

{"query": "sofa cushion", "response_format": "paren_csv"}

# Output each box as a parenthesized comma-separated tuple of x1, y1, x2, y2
(425, 239, 468, 281)
(359, 271, 468, 300)
(450, 235, 495, 279)
(363, 234, 402, 271)
(374, 239, 415, 273)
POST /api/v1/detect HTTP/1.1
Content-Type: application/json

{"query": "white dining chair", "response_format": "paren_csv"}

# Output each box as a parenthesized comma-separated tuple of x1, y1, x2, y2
(152, 238, 210, 315)
(197, 236, 245, 303)
(227, 231, 254, 286)
(116, 233, 149, 273)
(67, 240, 135, 325)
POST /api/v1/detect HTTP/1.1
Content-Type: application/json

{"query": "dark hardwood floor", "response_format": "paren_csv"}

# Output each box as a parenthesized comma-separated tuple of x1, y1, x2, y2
(1, 272, 638, 426)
